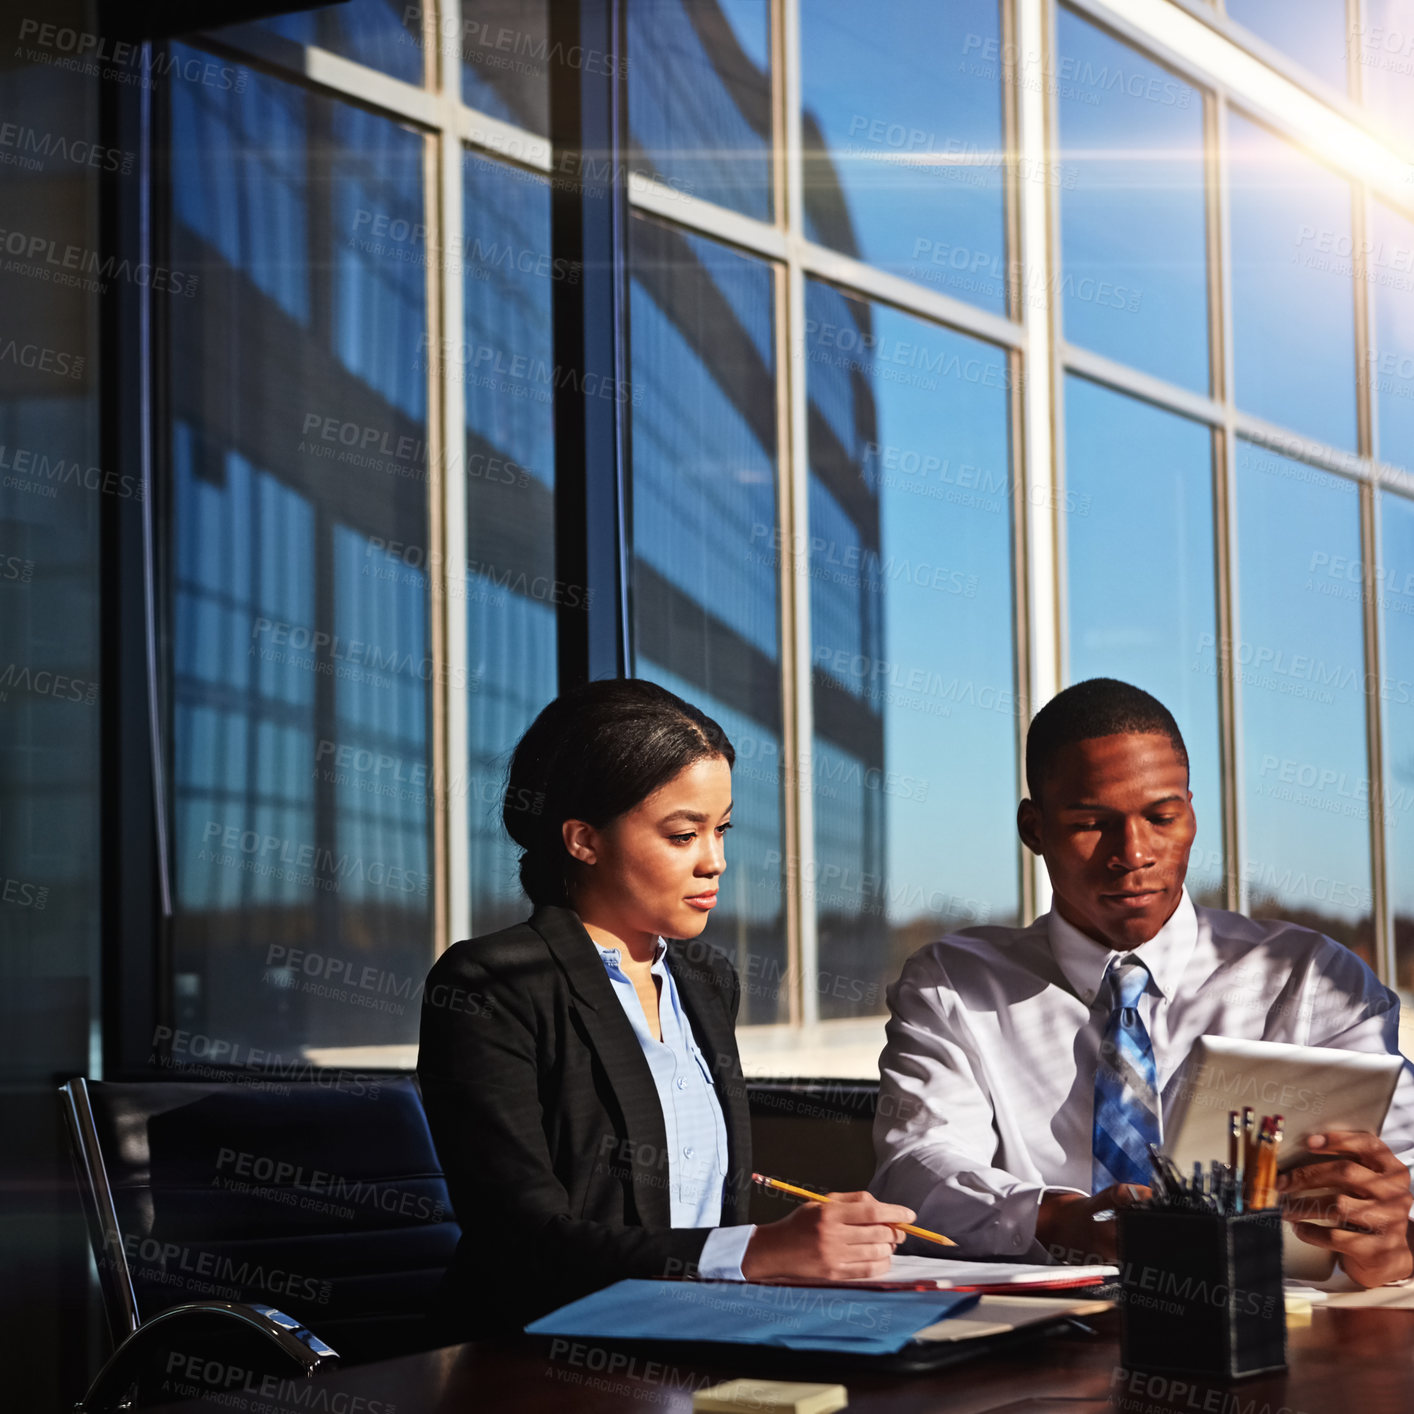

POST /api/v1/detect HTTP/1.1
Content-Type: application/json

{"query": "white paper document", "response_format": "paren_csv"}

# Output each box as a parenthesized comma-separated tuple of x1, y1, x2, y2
(844, 1254, 1118, 1288)
(914, 1295, 1114, 1342)
(1283, 1277, 1414, 1309)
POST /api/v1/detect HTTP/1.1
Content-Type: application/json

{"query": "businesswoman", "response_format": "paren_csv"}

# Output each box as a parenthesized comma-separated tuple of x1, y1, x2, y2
(418, 678, 913, 1331)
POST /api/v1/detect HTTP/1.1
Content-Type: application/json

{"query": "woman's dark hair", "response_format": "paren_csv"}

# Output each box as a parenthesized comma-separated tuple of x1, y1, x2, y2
(503, 678, 736, 908)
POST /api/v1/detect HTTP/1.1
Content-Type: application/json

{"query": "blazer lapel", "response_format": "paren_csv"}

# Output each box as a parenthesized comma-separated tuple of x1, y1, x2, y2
(531, 907, 673, 1227)
(667, 941, 753, 1226)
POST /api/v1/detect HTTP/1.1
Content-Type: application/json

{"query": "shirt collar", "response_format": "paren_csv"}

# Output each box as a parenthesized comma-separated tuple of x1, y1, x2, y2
(595, 936, 668, 976)
(1047, 888, 1198, 1007)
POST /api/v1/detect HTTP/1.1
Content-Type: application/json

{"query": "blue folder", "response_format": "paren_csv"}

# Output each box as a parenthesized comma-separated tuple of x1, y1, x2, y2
(525, 1279, 981, 1354)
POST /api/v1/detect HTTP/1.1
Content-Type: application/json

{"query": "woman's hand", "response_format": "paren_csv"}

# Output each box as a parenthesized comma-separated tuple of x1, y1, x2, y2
(740, 1192, 916, 1281)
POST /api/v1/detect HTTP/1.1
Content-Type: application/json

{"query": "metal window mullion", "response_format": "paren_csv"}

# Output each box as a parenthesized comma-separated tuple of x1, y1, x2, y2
(459, 105, 554, 174)
(421, 128, 449, 959)
(1229, 414, 1368, 482)
(1061, 344, 1225, 427)
(437, 2, 471, 948)
(797, 242, 1022, 349)
(1016, 0, 1060, 915)
(194, 27, 442, 130)
(629, 177, 788, 258)
(1347, 0, 1363, 107)
(999, 0, 1033, 924)
(781, 0, 816, 1027)
(628, 173, 1028, 355)
(1214, 93, 1246, 914)
(1362, 483, 1393, 982)
(1203, 80, 1237, 910)
(1354, 183, 1393, 983)
(1045, 0, 1068, 694)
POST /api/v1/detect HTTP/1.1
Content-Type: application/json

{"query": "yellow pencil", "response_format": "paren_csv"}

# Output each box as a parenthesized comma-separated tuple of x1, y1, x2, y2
(751, 1172, 958, 1247)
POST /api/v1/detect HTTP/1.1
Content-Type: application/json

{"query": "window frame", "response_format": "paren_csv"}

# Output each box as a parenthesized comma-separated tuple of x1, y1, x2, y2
(120, 0, 1414, 1080)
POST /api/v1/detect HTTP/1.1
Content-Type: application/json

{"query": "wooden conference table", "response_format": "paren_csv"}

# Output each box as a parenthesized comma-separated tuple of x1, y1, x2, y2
(148, 1305, 1414, 1414)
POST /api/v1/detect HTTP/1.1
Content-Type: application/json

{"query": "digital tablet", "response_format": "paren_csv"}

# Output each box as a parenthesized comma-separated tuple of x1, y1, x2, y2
(1165, 1036, 1404, 1280)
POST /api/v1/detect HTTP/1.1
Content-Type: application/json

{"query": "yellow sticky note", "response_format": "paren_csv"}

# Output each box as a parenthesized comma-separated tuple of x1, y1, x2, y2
(692, 1379, 848, 1414)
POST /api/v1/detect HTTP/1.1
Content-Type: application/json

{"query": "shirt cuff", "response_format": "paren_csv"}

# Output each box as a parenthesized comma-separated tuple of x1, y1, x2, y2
(696, 1224, 757, 1280)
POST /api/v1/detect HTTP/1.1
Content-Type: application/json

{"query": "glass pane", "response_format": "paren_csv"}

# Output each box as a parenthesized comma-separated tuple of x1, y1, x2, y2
(1056, 9, 1209, 393)
(1227, 0, 1350, 93)
(460, 0, 551, 137)
(1358, 2, 1414, 135)
(1228, 112, 1356, 451)
(0, 52, 101, 1074)
(0, 37, 104, 1400)
(628, 0, 772, 220)
(1371, 200, 1414, 473)
(168, 52, 432, 1055)
(244, 0, 425, 85)
(460, 152, 557, 936)
(806, 280, 1019, 1021)
(1380, 491, 1414, 995)
(1232, 441, 1373, 963)
(800, 1, 1007, 312)
(629, 215, 785, 1024)
(1065, 377, 1223, 902)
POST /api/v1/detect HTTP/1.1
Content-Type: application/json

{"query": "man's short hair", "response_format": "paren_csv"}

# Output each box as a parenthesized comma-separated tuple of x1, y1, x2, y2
(1025, 678, 1189, 800)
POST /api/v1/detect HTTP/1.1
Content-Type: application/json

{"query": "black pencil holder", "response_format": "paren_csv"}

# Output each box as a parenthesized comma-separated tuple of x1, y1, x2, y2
(1116, 1207, 1286, 1380)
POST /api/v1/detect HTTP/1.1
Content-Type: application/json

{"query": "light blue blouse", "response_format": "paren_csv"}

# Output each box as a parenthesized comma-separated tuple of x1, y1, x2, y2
(594, 938, 754, 1278)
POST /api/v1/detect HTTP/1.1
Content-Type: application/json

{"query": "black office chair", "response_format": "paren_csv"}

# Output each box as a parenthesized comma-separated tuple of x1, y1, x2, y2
(60, 1075, 460, 1411)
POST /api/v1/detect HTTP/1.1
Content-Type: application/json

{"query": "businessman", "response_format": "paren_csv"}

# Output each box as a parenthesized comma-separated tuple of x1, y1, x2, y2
(872, 678, 1414, 1287)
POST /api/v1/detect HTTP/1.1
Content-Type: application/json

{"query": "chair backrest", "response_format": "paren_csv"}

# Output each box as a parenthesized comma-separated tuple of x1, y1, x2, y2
(61, 1075, 460, 1362)
(746, 1082, 878, 1209)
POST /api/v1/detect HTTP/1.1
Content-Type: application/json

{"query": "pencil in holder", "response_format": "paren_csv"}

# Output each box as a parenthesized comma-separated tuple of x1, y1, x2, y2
(1116, 1207, 1286, 1380)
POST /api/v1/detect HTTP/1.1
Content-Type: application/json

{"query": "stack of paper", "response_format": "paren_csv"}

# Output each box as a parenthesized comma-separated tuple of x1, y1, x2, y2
(914, 1294, 1113, 1342)
(1282, 1277, 1414, 1310)
(819, 1255, 1117, 1291)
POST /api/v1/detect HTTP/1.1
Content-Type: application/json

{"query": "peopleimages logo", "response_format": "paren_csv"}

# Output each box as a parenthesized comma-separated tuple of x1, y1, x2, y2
(163, 1351, 396, 1413)
(214, 1145, 446, 1222)
(15, 20, 248, 91)
(199, 820, 430, 896)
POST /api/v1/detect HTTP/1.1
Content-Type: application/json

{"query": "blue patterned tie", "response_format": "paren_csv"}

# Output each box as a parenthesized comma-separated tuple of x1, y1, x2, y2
(1092, 956, 1161, 1192)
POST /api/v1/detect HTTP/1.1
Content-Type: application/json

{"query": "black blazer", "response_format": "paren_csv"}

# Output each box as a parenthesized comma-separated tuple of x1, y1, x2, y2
(417, 905, 753, 1333)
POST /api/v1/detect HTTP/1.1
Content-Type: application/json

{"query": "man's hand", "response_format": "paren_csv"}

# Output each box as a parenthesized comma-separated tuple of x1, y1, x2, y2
(741, 1192, 915, 1281)
(1278, 1130, 1414, 1288)
(1036, 1183, 1151, 1265)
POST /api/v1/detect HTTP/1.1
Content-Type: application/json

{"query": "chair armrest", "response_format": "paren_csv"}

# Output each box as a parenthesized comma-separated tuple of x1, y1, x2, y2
(76, 1299, 339, 1412)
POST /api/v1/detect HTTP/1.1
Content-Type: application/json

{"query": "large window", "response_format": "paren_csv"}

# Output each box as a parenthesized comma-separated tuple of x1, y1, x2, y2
(1235, 443, 1374, 963)
(1371, 199, 1414, 472)
(629, 0, 773, 219)
(1056, 9, 1209, 393)
(1228, 111, 1357, 450)
(1358, 1, 1414, 138)
(629, 216, 786, 1023)
(460, 153, 558, 938)
(805, 285, 1019, 1020)
(1381, 489, 1414, 990)
(168, 55, 433, 1052)
(138, 0, 1414, 1078)
(799, 0, 1007, 307)
(1225, 0, 1350, 95)
(1065, 377, 1224, 903)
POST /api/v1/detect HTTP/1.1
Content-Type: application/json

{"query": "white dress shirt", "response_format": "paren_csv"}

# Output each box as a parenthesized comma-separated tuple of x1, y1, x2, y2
(872, 890, 1414, 1260)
